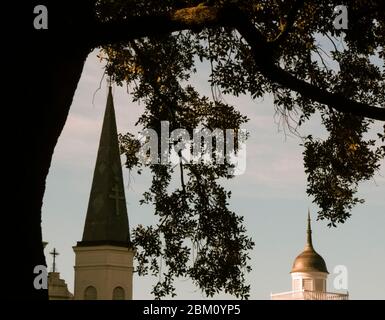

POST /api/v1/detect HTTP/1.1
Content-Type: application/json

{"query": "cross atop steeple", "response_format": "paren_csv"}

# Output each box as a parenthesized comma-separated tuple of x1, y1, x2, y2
(49, 248, 59, 272)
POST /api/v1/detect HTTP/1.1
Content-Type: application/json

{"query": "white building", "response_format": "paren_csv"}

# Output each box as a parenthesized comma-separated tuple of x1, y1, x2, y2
(271, 212, 348, 300)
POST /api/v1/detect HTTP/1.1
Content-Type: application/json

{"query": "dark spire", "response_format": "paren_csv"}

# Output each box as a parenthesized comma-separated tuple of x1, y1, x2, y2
(306, 209, 313, 249)
(79, 86, 130, 247)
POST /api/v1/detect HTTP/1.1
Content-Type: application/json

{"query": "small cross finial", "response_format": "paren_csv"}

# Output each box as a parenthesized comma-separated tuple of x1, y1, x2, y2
(49, 248, 60, 273)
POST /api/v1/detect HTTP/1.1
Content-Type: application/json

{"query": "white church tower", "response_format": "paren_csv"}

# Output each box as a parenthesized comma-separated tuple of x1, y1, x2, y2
(271, 211, 348, 300)
(73, 86, 135, 300)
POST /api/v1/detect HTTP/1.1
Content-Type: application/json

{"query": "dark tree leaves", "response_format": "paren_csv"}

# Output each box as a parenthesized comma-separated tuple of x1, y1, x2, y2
(95, 0, 385, 298)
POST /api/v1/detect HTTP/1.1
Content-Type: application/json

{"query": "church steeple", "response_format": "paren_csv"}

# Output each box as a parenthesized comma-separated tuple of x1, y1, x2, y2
(73, 85, 135, 300)
(79, 86, 130, 247)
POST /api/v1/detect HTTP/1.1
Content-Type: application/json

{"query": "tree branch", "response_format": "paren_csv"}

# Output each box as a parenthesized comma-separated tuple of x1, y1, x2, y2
(89, 6, 221, 48)
(270, 0, 305, 47)
(88, 5, 385, 121)
(231, 9, 385, 121)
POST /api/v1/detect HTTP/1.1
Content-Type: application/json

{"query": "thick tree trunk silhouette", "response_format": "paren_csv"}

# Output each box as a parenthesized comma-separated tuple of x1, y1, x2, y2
(7, 1, 93, 299)
(11, 48, 89, 300)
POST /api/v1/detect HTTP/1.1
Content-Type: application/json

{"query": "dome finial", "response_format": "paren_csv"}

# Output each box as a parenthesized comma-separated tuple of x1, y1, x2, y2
(307, 209, 313, 248)
(291, 209, 328, 273)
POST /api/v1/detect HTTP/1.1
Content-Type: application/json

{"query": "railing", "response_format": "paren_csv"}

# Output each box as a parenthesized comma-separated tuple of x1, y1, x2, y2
(271, 290, 349, 300)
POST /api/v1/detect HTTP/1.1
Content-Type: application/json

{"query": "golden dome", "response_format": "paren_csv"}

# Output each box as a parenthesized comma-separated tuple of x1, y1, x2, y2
(291, 212, 328, 274)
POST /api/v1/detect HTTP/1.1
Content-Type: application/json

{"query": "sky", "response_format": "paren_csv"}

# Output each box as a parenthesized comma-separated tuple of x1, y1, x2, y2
(42, 49, 385, 300)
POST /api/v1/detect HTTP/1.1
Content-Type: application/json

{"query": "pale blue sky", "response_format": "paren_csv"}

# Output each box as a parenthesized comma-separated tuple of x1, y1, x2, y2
(42, 50, 385, 300)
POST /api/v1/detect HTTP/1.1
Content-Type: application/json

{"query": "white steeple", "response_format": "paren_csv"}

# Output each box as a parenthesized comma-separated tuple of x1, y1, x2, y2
(271, 210, 349, 300)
